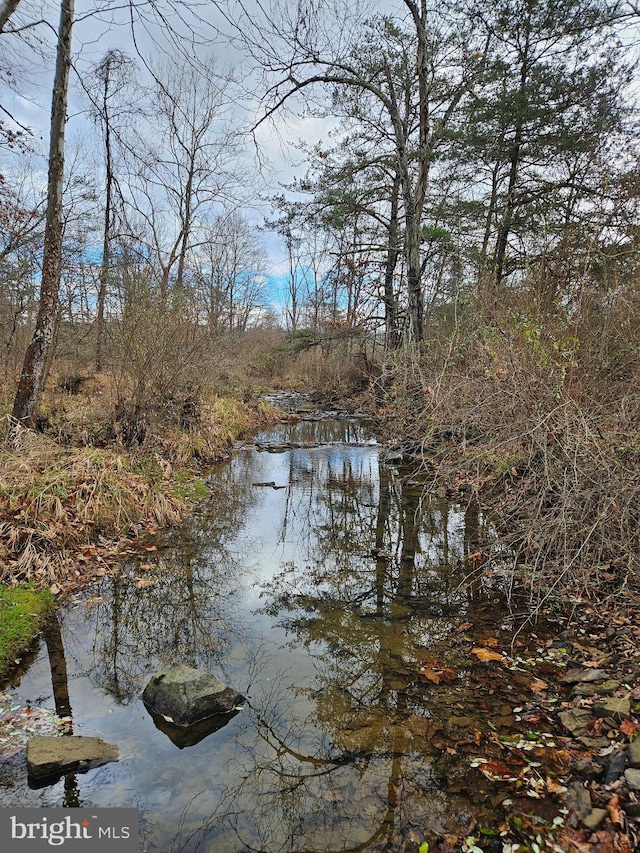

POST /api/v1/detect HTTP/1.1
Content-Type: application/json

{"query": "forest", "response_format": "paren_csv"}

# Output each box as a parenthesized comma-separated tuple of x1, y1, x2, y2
(1, 1, 640, 850)
(2, 0, 638, 590)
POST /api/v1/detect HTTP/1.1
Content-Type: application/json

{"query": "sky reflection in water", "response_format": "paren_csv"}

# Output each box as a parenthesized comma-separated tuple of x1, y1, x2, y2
(4, 418, 508, 852)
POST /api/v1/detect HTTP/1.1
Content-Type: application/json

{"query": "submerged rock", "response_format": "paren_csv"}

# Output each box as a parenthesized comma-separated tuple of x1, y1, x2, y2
(142, 664, 245, 728)
(27, 735, 118, 781)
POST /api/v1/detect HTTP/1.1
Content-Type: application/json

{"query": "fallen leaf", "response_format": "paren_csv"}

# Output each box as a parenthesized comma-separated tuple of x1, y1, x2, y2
(472, 647, 505, 663)
(619, 719, 638, 736)
(545, 775, 566, 794)
(482, 637, 499, 648)
(419, 661, 457, 683)
(142, 544, 158, 552)
(530, 679, 548, 694)
(555, 830, 593, 853)
(135, 577, 157, 589)
(606, 794, 624, 827)
(475, 759, 521, 781)
(420, 667, 441, 684)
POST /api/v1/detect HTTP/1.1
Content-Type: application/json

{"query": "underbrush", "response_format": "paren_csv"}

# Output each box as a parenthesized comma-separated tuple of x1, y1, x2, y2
(372, 292, 640, 612)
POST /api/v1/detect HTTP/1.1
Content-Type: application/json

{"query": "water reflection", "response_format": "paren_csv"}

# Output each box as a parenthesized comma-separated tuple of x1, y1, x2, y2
(4, 420, 509, 852)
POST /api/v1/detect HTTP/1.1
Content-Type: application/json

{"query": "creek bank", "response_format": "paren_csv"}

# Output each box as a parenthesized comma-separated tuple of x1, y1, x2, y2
(293, 389, 640, 852)
(2, 393, 637, 852)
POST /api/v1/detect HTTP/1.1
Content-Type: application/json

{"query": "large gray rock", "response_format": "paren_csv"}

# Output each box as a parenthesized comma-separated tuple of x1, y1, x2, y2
(625, 768, 640, 791)
(142, 664, 245, 727)
(27, 735, 118, 780)
(559, 707, 592, 735)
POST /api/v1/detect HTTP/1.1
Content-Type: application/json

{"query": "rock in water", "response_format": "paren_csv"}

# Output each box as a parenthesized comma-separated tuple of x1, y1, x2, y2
(27, 735, 118, 780)
(142, 664, 245, 727)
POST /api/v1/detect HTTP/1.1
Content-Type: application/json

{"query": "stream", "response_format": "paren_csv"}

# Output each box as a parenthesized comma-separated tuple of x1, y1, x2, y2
(0, 408, 541, 852)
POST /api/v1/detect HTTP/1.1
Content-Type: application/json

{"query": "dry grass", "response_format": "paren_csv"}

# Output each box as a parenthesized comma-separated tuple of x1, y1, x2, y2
(0, 419, 186, 584)
(0, 394, 281, 586)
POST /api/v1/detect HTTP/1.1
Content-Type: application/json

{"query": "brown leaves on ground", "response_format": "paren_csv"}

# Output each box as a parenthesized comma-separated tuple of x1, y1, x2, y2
(471, 646, 506, 663)
(419, 660, 458, 683)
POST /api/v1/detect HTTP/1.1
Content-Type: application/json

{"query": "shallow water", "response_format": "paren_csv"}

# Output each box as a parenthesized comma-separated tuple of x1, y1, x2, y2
(2, 417, 514, 852)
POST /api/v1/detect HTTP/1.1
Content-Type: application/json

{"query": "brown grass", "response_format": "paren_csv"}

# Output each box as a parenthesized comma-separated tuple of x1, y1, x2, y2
(0, 395, 281, 586)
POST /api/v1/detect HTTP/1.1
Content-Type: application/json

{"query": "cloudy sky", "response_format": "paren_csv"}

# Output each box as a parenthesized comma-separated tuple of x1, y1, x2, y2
(2, 0, 384, 277)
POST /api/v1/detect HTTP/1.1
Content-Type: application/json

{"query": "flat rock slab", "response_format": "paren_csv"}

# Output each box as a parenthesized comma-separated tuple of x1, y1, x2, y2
(142, 664, 245, 727)
(559, 708, 592, 735)
(628, 738, 640, 769)
(582, 808, 608, 832)
(592, 697, 631, 720)
(572, 680, 621, 697)
(27, 735, 118, 780)
(566, 781, 592, 819)
(561, 668, 607, 684)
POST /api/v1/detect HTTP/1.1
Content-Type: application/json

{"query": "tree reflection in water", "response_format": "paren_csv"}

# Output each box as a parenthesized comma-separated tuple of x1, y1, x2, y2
(10, 420, 513, 852)
(161, 428, 508, 852)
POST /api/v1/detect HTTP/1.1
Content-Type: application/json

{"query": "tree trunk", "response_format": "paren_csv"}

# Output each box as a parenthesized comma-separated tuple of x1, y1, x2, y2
(493, 13, 531, 288)
(95, 66, 113, 372)
(0, 0, 21, 32)
(175, 163, 194, 292)
(12, 0, 74, 426)
(493, 120, 523, 287)
(383, 173, 401, 351)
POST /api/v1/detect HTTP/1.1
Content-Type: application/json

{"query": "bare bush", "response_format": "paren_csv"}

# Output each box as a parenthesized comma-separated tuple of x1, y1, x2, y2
(373, 287, 640, 611)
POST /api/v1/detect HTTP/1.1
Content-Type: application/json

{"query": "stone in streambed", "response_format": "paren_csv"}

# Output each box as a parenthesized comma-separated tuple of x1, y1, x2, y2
(566, 781, 592, 819)
(142, 664, 244, 728)
(572, 679, 621, 697)
(27, 735, 118, 780)
(625, 802, 640, 819)
(559, 707, 592, 735)
(582, 808, 608, 832)
(625, 768, 640, 791)
(628, 738, 640, 769)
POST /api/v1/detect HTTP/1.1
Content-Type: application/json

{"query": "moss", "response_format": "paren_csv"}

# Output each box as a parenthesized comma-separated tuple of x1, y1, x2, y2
(173, 470, 209, 502)
(0, 584, 56, 678)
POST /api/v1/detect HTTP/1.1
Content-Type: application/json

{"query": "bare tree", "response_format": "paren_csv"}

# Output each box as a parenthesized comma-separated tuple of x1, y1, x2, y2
(236, 1, 481, 344)
(196, 211, 268, 333)
(12, 0, 73, 425)
(88, 49, 136, 371)
(124, 60, 239, 300)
